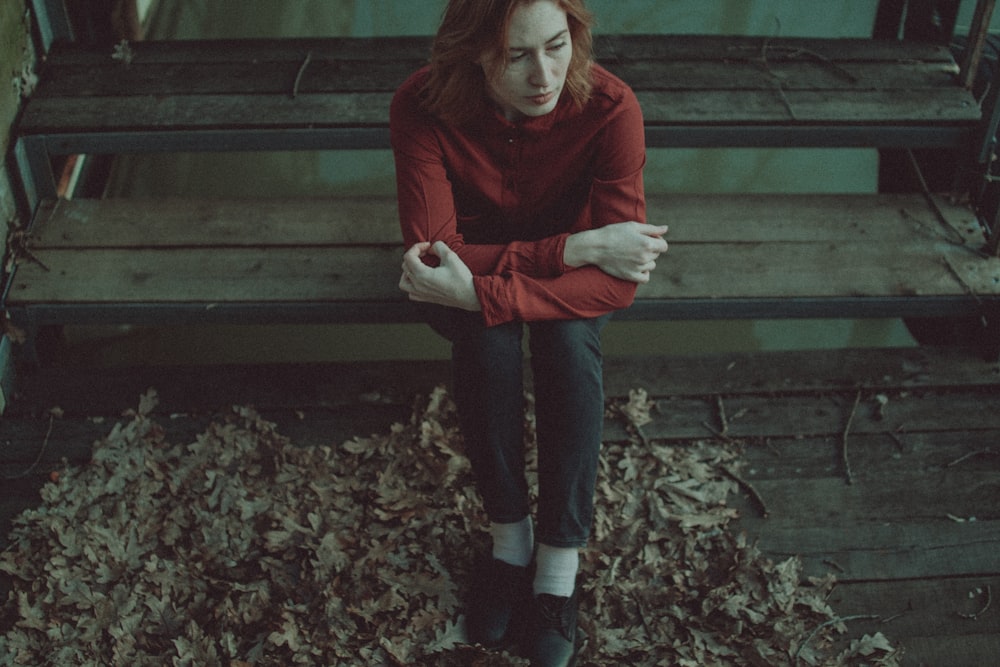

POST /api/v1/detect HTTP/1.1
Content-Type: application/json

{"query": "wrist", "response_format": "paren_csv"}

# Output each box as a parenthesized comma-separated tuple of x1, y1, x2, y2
(464, 276, 483, 311)
(564, 230, 595, 268)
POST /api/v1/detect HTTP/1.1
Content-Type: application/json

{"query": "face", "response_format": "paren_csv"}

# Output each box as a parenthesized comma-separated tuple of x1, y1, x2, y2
(484, 0, 572, 121)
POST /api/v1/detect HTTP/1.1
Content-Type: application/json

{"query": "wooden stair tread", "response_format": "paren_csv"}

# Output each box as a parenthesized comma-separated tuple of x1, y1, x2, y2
(17, 35, 980, 147)
(5, 193, 996, 322)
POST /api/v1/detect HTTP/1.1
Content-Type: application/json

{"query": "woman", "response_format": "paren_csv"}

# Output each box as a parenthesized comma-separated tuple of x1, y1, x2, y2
(390, 1, 667, 664)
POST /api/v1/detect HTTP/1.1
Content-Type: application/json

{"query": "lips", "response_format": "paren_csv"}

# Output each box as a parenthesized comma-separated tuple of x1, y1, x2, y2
(527, 91, 556, 106)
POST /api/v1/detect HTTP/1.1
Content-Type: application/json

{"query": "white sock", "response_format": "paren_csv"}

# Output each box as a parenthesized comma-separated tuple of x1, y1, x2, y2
(491, 516, 534, 568)
(533, 543, 579, 598)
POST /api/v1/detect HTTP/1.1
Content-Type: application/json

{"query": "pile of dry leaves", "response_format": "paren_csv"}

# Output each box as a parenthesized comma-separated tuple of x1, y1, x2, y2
(0, 388, 901, 666)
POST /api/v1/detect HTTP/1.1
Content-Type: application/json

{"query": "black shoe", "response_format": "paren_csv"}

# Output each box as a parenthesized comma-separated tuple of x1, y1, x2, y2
(530, 588, 579, 667)
(465, 557, 531, 648)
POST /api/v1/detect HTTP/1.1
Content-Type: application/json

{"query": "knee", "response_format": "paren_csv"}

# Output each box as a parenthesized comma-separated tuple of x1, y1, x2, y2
(532, 318, 606, 356)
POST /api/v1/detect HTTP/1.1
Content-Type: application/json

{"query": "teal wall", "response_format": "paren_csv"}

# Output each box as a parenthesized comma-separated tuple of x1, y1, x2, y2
(76, 0, 989, 365)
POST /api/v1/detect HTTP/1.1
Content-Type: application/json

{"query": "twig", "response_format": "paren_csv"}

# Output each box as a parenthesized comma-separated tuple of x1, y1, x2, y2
(701, 420, 734, 443)
(723, 465, 769, 518)
(2, 413, 55, 480)
(942, 255, 985, 307)
(946, 447, 997, 468)
(885, 429, 907, 453)
(716, 395, 729, 436)
(840, 390, 862, 486)
(291, 50, 314, 99)
(822, 558, 845, 573)
(632, 422, 650, 448)
(958, 585, 992, 620)
(776, 46, 860, 83)
(941, 255, 990, 329)
(758, 30, 798, 120)
(8, 230, 51, 272)
(794, 614, 881, 663)
(880, 605, 912, 624)
(906, 149, 972, 247)
(764, 437, 782, 457)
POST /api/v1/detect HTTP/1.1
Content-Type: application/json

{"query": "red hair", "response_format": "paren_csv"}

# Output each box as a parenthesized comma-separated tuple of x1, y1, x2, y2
(421, 0, 595, 125)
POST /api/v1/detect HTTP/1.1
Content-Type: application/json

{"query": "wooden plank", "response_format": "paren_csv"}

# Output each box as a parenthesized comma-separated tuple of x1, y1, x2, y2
(7, 243, 1000, 307)
(20, 35, 975, 144)
(39, 35, 955, 69)
(740, 431, 1000, 481)
(3, 349, 993, 418)
(602, 348, 1000, 396)
(829, 577, 1000, 641)
(19, 87, 977, 135)
(730, 474, 1000, 525)
(18, 92, 394, 133)
(36, 60, 425, 97)
(614, 60, 961, 91)
(40, 36, 437, 66)
(9, 397, 996, 470)
(34, 60, 960, 98)
(26, 194, 981, 249)
(29, 197, 405, 248)
(3, 360, 453, 417)
(636, 88, 979, 124)
(592, 35, 957, 63)
(641, 241, 999, 300)
(730, 517, 1000, 580)
(9, 236, 997, 306)
(2, 372, 997, 449)
(603, 389, 1000, 442)
(896, 636, 1000, 667)
(5, 247, 402, 303)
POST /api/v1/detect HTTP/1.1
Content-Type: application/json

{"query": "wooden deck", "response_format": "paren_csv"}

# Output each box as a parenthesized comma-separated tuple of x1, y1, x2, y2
(1, 346, 997, 664)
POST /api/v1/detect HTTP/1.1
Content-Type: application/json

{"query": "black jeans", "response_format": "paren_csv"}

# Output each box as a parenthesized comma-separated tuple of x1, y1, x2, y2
(424, 305, 609, 549)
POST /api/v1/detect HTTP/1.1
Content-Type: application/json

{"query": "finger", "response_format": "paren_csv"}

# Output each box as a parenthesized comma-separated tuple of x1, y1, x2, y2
(403, 242, 426, 258)
(402, 250, 427, 275)
(640, 224, 669, 237)
(430, 240, 451, 260)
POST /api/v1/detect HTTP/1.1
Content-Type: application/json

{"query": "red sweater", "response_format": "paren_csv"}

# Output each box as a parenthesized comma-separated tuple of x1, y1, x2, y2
(390, 63, 647, 326)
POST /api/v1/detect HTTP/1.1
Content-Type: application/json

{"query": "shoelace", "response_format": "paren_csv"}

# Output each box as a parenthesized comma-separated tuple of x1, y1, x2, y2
(536, 594, 571, 633)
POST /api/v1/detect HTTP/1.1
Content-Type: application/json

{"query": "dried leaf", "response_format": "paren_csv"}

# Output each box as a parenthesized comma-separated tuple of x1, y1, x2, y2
(0, 387, 900, 666)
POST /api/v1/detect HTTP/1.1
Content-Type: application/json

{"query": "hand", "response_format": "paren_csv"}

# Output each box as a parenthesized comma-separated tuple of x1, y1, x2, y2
(564, 222, 668, 283)
(399, 241, 482, 311)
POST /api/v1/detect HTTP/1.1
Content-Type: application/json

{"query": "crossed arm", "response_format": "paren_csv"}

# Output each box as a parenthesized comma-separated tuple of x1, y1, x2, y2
(399, 221, 669, 312)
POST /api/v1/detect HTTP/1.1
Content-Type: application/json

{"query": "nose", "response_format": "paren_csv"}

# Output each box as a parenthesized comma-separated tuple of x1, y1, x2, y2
(528, 55, 554, 88)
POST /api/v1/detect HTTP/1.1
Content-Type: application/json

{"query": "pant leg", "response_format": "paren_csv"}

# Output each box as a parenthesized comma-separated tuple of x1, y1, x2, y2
(422, 305, 531, 525)
(528, 315, 610, 548)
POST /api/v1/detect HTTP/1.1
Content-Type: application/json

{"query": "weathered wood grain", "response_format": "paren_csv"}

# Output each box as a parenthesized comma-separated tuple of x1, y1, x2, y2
(730, 516, 1000, 580)
(9, 238, 993, 306)
(828, 576, 1000, 665)
(25, 194, 980, 248)
(3, 348, 994, 418)
(35, 60, 960, 97)
(20, 35, 979, 134)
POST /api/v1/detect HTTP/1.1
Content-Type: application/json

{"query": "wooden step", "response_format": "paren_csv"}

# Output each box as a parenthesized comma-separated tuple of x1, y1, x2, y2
(17, 35, 980, 152)
(4, 192, 996, 327)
